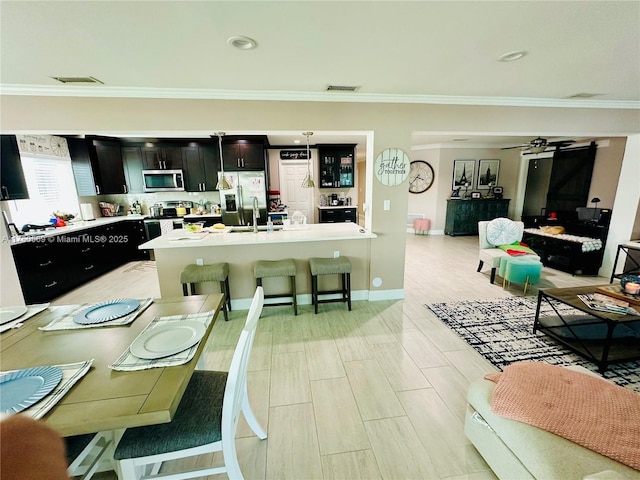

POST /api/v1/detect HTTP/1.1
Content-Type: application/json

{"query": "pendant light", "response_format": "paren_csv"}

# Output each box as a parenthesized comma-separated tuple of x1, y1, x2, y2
(301, 131, 315, 188)
(213, 132, 232, 190)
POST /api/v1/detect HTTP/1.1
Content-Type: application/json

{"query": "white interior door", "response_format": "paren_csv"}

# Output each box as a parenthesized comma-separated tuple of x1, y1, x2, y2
(279, 160, 315, 222)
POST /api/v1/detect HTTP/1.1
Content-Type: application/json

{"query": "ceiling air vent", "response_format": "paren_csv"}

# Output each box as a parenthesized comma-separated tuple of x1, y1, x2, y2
(566, 92, 602, 99)
(51, 76, 104, 85)
(326, 85, 360, 92)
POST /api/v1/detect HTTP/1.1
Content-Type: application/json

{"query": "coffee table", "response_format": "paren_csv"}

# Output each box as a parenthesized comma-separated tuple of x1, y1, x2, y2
(534, 286, 640, 373)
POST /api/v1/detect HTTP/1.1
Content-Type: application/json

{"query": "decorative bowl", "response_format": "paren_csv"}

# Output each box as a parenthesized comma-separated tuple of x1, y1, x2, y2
(184, 222, 204, 233)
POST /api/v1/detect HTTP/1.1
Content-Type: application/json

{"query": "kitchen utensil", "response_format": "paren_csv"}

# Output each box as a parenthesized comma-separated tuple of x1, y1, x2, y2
(149, 204, 163, 218)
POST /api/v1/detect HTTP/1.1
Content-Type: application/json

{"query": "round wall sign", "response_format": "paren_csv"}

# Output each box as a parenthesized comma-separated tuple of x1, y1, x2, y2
(374, 148, 410, 186)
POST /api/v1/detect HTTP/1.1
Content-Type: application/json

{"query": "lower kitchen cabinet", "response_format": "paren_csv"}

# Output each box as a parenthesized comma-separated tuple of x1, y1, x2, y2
(319, 207, 357, 223)
(11, 220, 147, 304)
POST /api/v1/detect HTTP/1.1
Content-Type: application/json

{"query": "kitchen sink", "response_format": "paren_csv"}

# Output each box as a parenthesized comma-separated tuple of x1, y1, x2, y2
(230, 225, 283, 232)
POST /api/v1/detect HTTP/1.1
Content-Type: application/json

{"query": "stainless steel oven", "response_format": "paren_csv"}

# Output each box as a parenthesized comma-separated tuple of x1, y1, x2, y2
(142, 170, 185, 192)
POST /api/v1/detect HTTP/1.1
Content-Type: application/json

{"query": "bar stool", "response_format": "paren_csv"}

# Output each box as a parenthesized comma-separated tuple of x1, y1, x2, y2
(180, 263, 231, 321)
(254, 259, 297, 315)
(309, 257, 352, 314)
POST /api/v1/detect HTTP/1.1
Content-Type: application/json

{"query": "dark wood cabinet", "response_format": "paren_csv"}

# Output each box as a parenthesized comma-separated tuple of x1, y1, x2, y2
(222, 137, 267, 170)
(67, 137, 97, 197)
(89, 138, 128, 194)
(317, 144, 355, 188)
(1, 135, 29, 200)
(183, 143, 220, 192)
(121, 146, 145, 194)
(523, 230, 604, 275)
(319, 207, 357, 223)
(11, 220, 147, 304)
(142, 145, 183, 170)
(444, 199, 510, 235)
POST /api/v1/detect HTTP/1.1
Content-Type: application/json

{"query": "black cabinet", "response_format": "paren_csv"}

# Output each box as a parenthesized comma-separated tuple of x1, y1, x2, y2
(88, 138, 128, 194)
(319, 207, 357, 223)
(121, 146, 145, 194)
(317, 144, 355, 188)
(1, 135, 29, 200)
(183, 143, 220, 192)
(142, 144, 183, 170)
(222, 136, 267, 170)
(11, 220, 148, 303)
(11, 239, 68, 303)
(67, 137, 97, 197)
(523, 230, 604, 275)
(444, 199, 510, 235)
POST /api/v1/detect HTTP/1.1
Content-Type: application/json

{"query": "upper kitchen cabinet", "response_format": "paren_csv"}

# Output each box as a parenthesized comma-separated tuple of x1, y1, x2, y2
(142, 144, 183, 170)
(67, 137, 97, 197)
(222, 136, 268, 170)
(121, 146, 145, 194)
(87, 136, 128, 194)
(0, 135, 29, 200)
(317, 144, 356, 188)
(183, 142, 221, 192)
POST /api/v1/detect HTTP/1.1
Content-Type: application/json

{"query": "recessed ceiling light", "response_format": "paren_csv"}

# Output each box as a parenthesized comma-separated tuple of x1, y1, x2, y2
(227, 36, 257, 50)
(497, 51, 527, 62)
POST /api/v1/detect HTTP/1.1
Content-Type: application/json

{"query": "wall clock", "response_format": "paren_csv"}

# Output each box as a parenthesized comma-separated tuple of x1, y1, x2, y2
(374, 148, 410, 186)
(408, 160, 435, 194)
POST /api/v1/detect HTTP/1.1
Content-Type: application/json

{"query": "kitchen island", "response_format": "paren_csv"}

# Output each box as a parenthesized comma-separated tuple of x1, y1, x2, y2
(139, 222, 377, 308)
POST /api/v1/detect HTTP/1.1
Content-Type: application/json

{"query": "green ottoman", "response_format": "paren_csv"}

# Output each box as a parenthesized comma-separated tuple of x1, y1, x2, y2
(499, 256, 542, 294)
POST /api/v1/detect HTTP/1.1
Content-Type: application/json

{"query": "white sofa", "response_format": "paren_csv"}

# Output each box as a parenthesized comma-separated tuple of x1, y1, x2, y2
(477, 220, 540, 284)
(465, 367, 639, 480)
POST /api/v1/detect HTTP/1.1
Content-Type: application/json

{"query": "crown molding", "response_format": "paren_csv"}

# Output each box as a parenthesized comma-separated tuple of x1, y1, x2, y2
(1, 84, 639, 110)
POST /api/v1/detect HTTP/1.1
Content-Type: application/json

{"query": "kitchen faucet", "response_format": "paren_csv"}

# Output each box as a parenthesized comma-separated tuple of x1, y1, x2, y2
(252, 196, 259, 233)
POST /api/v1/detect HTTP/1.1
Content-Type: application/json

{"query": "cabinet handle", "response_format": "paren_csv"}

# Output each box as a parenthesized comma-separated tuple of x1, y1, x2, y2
(45, 281, 58, 288)
(81, 247, 91, 253)
(39, 260, 53, 267)
(1, 185, 8, 199)
(123, 184, 128, 194)
(96, 185, 101, 194)
(84, 265, 95, 271)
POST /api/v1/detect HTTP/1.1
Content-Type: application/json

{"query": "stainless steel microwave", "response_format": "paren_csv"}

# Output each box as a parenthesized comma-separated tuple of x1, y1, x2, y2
(142, 170, 184, 192)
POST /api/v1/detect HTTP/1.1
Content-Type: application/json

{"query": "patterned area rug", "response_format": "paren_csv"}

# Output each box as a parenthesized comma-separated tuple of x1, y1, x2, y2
(425, 296, 640, 392)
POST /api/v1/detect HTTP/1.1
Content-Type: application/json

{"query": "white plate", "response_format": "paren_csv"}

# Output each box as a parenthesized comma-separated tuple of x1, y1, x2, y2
(0, 366, 63, 414)
(73, 298, 141, 325)
(130, 321, 207, 359)
(0, 306, 28, 325)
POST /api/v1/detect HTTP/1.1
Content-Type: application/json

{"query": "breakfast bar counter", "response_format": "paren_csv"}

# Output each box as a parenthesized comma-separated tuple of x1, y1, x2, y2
(140, 223, 377, 305)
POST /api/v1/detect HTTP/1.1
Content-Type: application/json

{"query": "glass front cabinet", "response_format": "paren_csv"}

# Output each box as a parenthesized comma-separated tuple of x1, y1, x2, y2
(317, 144, 355, 188)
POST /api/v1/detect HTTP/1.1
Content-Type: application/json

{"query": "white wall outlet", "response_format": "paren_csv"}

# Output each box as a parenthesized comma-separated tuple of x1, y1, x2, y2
(334, 251, 340, 258)
(196, 258, 204, 266)
(383, 200, 391, 211)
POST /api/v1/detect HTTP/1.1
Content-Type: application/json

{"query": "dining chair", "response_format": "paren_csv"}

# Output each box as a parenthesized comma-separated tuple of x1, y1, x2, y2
(113, 287, 266, 480)
(66, 431, 114, 479)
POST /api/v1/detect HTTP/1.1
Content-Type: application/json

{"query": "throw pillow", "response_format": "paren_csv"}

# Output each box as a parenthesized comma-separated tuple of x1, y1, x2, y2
(486, 218, 520, 246)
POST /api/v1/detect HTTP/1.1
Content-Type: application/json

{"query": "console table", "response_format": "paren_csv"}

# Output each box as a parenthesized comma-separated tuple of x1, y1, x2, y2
(522, 228, 604, 275)
(610, 241, 640, 282)
(444, 198, 510, 236)
(534, 286, 640, 373)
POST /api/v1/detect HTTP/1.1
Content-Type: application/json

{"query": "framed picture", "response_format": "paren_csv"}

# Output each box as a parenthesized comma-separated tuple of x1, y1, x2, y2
(470, 191, 482, 199)
(452, 160, 475, 190)
(477, 159, 500, 189)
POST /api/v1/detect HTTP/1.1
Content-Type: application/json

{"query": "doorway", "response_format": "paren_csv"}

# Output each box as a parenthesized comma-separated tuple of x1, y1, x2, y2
(278, 160, 315, 222)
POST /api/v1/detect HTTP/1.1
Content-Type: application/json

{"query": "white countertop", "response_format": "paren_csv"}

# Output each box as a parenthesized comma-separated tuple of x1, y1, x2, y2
(9, 215, 146, 244)
(139, 222, 376, 250)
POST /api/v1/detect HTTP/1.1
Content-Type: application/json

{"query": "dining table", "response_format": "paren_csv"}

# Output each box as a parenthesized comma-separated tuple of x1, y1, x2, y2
(0, 293, 224, 437)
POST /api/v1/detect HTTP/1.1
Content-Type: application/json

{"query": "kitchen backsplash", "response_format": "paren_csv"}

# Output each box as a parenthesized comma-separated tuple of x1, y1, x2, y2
(90, 191, 222, 216)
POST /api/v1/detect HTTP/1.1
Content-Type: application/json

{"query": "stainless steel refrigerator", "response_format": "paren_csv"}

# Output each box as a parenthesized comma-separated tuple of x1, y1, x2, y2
(218, 171, 268, 226)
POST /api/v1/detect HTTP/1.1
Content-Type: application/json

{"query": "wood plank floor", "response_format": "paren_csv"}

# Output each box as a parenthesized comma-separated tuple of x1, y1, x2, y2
(59, 234, 609, 479)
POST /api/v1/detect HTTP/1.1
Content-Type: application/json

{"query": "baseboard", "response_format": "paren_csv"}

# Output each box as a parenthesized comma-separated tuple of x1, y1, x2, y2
(368, 289, 405, 301)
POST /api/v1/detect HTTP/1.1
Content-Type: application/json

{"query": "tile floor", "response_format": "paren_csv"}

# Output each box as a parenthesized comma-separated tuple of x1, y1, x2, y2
(59, 233, 608, 479)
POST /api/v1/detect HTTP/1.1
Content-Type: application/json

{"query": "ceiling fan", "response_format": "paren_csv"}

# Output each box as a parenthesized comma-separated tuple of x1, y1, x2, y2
(502, 136, 575, 153)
